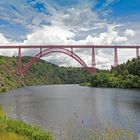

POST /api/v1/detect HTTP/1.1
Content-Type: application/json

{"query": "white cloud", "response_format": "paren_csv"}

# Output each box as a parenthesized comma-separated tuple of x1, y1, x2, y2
(0, 33, 10, 44)
(125, 29, 135, 36)
(19, 24, 136, 69)
(0, 0, 139, 73)
(114, 36, 127, 43)
(0, 23, 137, 69)
(69, 25, 127, 45)
(0, 33, 20, 56)
(23, 25, 74, 45)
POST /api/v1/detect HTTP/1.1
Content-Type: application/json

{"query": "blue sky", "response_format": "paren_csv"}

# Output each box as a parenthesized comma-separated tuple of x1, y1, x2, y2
(0, 0, 139, 68)
(0, 0, 139, 41)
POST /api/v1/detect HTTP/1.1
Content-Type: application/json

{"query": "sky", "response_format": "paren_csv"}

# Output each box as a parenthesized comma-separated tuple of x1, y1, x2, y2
(0, 0, 140, 69)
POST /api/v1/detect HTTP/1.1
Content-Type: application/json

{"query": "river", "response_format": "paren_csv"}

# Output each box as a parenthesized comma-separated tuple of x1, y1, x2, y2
(0, 85, 140, 139)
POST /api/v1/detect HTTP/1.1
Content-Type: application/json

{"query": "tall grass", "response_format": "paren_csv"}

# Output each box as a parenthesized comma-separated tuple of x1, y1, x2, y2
(60, 119, 137, 140)
(0, 107, 53, 140)
(0, 106, 139, 140)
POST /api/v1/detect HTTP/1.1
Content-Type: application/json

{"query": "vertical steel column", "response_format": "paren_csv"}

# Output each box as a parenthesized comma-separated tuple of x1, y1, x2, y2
(136, 47, 139, 58)
(91, 47, 96, 74)
(71, 47, 73, 56)
(114, 47, 119, 67)
(17, 46, 22, 74)
(71, 47, 73, 53)
(40, 46, 42, 57)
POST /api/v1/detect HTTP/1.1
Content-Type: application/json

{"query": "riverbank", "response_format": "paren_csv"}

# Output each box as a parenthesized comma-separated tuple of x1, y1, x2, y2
(0, 55, 89, 93)
(0, 105, 137, 140)
(0, 107, 53, 140)
(81, 57, 140, 89)
(1, 85, 140, 140)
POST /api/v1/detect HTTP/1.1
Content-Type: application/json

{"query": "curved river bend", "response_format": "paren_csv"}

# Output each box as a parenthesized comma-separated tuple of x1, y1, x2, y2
(0, 85, 140, 139)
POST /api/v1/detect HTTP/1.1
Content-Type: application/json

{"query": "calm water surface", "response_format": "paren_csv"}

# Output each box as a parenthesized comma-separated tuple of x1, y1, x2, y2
(0, 85, 140, 139)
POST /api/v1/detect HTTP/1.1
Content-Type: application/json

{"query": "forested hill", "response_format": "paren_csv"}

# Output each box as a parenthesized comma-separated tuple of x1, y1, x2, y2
(89, 57, 140, 88)
(0, 56, 89, 92)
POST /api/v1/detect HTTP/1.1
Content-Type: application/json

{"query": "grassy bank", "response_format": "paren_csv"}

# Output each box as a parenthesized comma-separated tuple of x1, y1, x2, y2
(60, 119, 137, 140)
(0, 55, 89, 92)
(0, 106, 139, 140)
(0, 107, 53, 140)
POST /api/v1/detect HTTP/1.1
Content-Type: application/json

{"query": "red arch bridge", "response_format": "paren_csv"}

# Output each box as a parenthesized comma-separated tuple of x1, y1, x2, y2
(0, 45, 140, 76)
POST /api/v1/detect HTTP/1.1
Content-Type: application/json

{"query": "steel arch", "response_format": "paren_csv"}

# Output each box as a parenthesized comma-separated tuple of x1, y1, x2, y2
(22, 48, 92, 75)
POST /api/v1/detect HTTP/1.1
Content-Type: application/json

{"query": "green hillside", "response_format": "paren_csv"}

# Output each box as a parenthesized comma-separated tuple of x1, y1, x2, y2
(89, 57, 140, 88)
(1, 55, 139, 92)
(0, 55, 89, 92)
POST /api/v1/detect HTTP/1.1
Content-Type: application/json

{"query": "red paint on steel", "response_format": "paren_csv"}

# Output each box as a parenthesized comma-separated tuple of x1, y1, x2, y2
(114, 47, 119, 67)
(21, 48, 94, 75)
(91, 47, 96, 73)
(0, 45, 140, 49)
(0, 45, 140, 76)
(136, 47, 139, 58)
(17, 46, 22, 74)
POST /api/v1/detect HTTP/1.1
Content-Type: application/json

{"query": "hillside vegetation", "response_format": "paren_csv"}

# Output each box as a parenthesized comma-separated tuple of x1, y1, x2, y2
(1, 55, 139, 91)
(0, 55, 89, 92)
(89, 57, 140, 88)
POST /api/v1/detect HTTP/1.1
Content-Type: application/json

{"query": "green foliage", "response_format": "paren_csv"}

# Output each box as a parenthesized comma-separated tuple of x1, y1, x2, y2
(0, 55, 88, 92)
(4, 119, 53, 140)
(90, 72, 120, 88)
(1, 87, 6, 92)
(0, 107, 53, 140)
(80, 82, 91, 86)
(88, 57, 140, 88)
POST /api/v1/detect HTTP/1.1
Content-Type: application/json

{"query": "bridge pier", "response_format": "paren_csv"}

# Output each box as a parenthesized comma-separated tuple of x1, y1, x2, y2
(40, 47, 42, 57)
(91, 47, 96, 74)
(17, 46, 22, 74)
(71, 47, 73, 53)
(136, 47, 139, 58)
(114, 47, 119, 67)
(3, 44, 138, 77)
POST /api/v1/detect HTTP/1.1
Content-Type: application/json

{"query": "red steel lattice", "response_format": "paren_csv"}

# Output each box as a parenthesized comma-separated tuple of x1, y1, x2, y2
(0, 45, 139, 76)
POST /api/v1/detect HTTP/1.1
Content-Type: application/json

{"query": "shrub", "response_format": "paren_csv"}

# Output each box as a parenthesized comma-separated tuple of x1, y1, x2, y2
(1, 87, 6, 92)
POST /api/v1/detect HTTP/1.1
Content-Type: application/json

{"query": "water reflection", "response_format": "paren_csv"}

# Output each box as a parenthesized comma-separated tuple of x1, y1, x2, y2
(0, 85, 140, 139)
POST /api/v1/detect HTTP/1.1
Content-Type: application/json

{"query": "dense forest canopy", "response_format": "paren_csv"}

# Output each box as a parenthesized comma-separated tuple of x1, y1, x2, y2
(89, 57, 140, 88)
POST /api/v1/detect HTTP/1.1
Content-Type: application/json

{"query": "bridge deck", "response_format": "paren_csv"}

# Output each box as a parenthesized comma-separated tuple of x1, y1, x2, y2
(0, 45, 140, 49)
